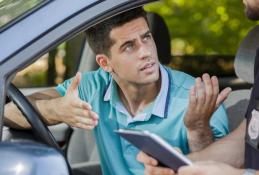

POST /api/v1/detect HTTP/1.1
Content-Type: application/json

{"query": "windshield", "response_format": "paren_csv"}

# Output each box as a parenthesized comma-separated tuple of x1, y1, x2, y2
(0, 0, 46, 29)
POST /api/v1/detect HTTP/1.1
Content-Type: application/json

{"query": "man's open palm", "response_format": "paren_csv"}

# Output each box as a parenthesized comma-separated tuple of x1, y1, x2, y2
(55, 72, 99, 130)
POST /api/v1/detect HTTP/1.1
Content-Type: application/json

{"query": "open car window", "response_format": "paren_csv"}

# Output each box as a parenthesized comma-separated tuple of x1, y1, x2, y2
(12, 32, 85, 88)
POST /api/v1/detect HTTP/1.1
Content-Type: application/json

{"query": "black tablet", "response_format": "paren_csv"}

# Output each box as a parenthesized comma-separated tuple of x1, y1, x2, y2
(115, 129, 192, 171)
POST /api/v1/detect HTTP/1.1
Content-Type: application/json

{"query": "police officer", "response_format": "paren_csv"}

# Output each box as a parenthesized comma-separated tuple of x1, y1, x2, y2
(137, 0, 259, 174)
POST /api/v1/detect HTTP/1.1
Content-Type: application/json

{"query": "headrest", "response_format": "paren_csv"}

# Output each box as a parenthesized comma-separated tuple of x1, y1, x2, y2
(147, 12, 171, 64)
(235, 25, 259, 84)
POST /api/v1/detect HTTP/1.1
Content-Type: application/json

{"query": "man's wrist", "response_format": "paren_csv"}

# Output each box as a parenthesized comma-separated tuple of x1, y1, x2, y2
(35, 99, 60, 124)
(187, 125, 213, 139)
(187, 126, 213, 152)
(185, 119, 210, 130)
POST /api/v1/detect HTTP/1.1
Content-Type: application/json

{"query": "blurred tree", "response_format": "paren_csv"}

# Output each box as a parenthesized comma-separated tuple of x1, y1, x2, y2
(47, 49, 57, 85)
(145, 0, 258, 55)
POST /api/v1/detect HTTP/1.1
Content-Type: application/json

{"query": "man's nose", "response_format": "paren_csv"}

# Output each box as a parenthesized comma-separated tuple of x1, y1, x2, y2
(137, 42, 152, 60)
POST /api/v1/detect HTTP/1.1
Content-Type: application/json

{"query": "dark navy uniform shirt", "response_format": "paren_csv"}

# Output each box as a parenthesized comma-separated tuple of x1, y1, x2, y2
(245, 49, 259, 170)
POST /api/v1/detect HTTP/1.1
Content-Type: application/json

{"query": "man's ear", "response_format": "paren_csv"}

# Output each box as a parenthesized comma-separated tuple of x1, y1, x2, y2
(96, 54, 113, 73)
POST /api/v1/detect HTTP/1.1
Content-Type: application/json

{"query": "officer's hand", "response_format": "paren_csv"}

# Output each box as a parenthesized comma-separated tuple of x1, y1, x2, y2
(178, 161, 243, 175)
(137, 151, 176, 175)
(55, 72, 99, 130)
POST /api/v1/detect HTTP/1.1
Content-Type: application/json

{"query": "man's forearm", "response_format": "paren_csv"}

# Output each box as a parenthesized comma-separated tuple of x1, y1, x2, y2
(35, 98, 61, 125)
(4, 88, 61, 129)
(188, 120, 246, 168)
(4, 102, 31, 129)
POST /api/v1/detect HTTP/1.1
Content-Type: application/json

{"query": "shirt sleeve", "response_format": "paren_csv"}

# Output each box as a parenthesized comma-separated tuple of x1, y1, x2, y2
(55, 69, 108, 102)
(55, 78, 73, 97)
(210, 104, 229, 139)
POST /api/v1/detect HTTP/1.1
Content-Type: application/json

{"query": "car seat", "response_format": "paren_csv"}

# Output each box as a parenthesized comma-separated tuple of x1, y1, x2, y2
(147, 12, 171, 64)
(224, 25, 259, 131)
(68, 12, 172, 175)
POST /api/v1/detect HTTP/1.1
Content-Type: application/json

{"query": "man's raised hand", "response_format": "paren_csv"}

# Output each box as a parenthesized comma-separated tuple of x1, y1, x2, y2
(55, 72, 99, 130)
(184, 73, 231, 130)
(183, 74, 231, 151)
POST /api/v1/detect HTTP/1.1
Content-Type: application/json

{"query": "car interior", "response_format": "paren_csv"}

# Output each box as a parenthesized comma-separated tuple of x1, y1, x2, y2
(2, 5, 259, 174)
(224, 25, 259, 132)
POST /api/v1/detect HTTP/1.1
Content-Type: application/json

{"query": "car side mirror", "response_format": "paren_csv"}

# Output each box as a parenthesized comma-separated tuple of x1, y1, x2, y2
(0, 141, 69, 175)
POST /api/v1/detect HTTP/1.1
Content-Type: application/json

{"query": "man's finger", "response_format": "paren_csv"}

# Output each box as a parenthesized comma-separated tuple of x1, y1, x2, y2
(81, 101, 92, 110)
(196, 77, 205, 109)
(76, 117, 98, 126)
(215, 87, 232, 108)
(145, 165, 175, 175)
(211, 76, 219, 98)
(74, 122, 96, 130)
(72, 100, 92, 110)
(67, 72, 81, 95)
(188, 86, 196, 109)
(202, 73, 214, 106)
(73, 108, 99, 121)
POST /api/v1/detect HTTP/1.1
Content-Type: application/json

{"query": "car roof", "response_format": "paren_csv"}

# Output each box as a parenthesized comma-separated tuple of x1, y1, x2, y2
(0, 0, 158, 139)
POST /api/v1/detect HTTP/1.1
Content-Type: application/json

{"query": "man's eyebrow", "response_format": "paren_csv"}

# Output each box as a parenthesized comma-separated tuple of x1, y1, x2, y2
(120, 39, 135, 50)
(141, 30, 152, 38)
(119, 30, 152, 50)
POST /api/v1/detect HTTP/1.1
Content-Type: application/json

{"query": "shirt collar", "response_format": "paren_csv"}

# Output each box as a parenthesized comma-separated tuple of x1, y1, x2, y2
(152, 64, 169, 118)
(103, 64, 169, 118)
(104, 78, 112, 101)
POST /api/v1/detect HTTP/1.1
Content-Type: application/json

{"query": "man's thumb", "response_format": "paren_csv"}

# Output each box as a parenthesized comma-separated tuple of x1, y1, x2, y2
(216, 87, 232, 108)
(67, 72, 81, 94)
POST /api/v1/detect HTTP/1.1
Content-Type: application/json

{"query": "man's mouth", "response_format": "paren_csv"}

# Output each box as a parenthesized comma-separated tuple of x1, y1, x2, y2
(140, 61, 155, 71)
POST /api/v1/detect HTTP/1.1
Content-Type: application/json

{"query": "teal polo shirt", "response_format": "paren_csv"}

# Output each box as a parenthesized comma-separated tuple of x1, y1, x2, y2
(56, 65, 229, 175)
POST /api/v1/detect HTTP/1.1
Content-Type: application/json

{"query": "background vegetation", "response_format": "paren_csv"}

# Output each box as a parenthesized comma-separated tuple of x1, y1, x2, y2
(145, 0, 257, 55)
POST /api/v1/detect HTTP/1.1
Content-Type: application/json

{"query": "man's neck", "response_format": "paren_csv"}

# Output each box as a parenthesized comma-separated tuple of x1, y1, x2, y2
(117, 79, 161, 117)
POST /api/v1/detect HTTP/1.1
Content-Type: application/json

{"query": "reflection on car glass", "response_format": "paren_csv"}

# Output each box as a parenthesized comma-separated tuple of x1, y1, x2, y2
(0, 0, 45, 28)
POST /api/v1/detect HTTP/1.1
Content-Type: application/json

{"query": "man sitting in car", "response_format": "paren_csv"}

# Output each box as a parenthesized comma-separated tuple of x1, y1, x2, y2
(4, 7, 231, 175)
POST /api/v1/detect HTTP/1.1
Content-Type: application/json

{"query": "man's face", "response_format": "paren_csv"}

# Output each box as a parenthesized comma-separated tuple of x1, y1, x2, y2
(107, 17, 160, 85)
(243, 0, 259, 20)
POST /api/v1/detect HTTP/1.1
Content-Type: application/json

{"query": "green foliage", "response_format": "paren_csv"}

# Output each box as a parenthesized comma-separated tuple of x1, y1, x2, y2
(24, 71, 47, 87)
(13, 71, 47, 88)
(145, 0, 258, 55)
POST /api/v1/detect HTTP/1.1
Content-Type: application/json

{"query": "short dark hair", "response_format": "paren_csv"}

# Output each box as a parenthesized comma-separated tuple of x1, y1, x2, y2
(85, 7, 147, 56)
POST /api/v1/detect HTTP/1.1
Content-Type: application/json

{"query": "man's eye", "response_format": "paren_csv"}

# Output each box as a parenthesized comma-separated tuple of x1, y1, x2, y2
(143, 34, 152, 41)
(125, 43, 133, 51)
